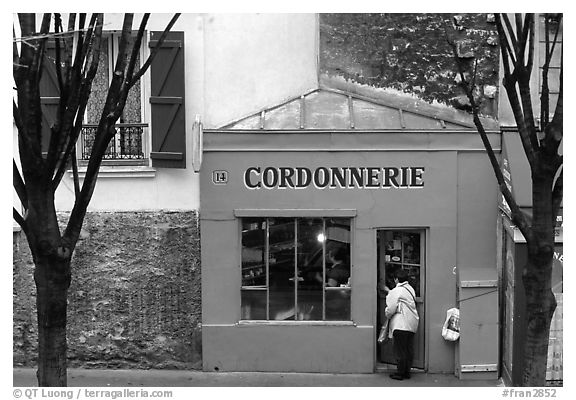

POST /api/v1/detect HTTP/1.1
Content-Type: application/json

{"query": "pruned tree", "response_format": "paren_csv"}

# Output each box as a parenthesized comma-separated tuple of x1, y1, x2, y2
(449, 13, 562, 386)
(13, 13, 180, 386)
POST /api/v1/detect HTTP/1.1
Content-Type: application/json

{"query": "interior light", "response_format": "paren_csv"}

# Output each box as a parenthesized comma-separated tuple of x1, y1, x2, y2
(317, 233, 326, 242)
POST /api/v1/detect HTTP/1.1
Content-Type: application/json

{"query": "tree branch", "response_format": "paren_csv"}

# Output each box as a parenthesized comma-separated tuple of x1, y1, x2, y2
(54, 14, 65, 93)
(32, 14, 52, 80)
(70, 146, 80, 197)
(108, 14, 136, 121)
(13, 207, 27, 232)
(13, 99, 37, 160)
(108, 14, 133, 115)
(13, 25, 24, 85)
(542, 77, 562, 157)
(125, 14, 149, 85)
(494, 15, 516, 79)
(510, 15, 540, 155)
(515, 14, 527, 66)
(517, 72, 539, 152)
(117, 13, 180, 122)
(51, 15, 102, 190)
(13, 160, 28, 209)
(540, 16, 551, 128)
(17, 14, 36, 70)
(115, 14, 148, 117)
(131, 13, 181, 84)
(65, 14, 76, 68)
(449, 21, 533, 242)
(496, 14, 538, 167)
(551, 166, 563, 219)
(502, 14, 519, 57)
(525, 15, 535, 78)
(542, 18, 562, 157)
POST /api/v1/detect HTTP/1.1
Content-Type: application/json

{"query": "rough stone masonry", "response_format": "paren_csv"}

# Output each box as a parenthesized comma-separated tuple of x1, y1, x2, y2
(13, 211, 202, 370)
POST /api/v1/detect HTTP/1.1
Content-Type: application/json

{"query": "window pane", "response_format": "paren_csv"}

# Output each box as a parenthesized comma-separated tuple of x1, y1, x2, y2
(385, 232, 403, 264)
(325, 218, 351, 320)
(122, 39, 141, 123)
(383, 231, 422, 298)
(269, 218, 296, 320)
(296, 218, 324, 320)
(87, 38, 109, 123)
(241, 218, 267, 320)
(241, 290, 266, 320)
(403, 232, 421, 297)
(325, 218, 351, 287)
(403, 232, 421, 264)
(404, 265, 421, 297)
(241, 218, 267, 287)
(325, 288, 351, 320)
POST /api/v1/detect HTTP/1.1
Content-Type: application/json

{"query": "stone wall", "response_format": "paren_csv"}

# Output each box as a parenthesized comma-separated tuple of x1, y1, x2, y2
(13, 211, 202, 370)
(319, 13, 500, 117)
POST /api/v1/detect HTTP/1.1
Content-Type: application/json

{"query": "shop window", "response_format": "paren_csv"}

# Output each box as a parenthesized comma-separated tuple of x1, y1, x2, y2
(241, 217, 352, 321)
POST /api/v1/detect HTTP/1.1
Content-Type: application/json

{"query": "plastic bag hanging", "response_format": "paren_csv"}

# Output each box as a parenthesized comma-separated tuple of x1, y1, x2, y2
(442, 308, 460, 341)
(378, 318, 390, 343)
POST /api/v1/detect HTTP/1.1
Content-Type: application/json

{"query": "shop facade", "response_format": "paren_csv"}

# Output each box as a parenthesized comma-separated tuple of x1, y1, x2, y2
(199, 88, 501, 377)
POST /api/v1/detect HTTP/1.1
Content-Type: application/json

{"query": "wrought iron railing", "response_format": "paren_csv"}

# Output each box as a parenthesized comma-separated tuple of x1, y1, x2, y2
(81, 123, 147, 160)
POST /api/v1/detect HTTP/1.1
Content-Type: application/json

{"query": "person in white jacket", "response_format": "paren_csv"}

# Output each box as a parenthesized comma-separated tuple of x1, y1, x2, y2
(384, 269, 419, 380)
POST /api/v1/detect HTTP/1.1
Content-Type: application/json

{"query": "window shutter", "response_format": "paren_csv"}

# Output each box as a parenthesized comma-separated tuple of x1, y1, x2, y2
(149, 31, 186, 168)
(39, 40, 60, 156)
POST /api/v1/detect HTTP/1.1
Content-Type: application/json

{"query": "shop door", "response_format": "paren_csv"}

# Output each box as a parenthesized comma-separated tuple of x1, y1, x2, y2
(376, 230, 425, 369)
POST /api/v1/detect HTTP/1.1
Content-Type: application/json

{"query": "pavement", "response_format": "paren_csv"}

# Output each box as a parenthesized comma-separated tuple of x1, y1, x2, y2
(13, 367, 504, 387)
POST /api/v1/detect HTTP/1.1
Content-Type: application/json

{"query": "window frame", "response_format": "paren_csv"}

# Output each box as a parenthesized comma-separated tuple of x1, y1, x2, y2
(79, 30, 151, 167)
(237, 209, 356, 324)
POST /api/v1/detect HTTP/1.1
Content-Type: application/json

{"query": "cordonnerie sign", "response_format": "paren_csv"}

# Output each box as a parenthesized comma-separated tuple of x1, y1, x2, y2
(244, 166, 425, 190)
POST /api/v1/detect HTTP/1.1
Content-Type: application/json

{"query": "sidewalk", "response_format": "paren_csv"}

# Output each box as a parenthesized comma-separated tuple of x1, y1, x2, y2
(14, 368, 503, 387)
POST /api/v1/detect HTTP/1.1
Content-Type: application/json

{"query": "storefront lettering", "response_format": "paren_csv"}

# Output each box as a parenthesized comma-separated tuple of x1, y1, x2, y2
(244, 166, 425, 189)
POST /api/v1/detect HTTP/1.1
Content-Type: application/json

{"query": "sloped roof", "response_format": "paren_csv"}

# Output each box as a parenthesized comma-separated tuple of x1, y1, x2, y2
(222, 87, 499, 131)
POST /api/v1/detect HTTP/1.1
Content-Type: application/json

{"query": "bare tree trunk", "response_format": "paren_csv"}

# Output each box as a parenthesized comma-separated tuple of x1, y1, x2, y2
(522, 261, 556, 386)
(522, 166, 557, 386)
(34, 257, 71, 386)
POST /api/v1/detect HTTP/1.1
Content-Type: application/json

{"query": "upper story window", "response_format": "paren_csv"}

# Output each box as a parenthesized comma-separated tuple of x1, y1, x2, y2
(82, 32, 148, 165)
(40, 31, 187, 170)
(241, 217, 352, 321)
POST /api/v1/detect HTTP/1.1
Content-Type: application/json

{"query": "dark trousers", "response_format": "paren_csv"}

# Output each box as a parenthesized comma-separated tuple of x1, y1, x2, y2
(393, 330, 415, 377)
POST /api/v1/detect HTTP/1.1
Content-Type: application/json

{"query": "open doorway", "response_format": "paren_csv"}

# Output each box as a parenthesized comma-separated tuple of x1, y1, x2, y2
(376, 229, 426, 369)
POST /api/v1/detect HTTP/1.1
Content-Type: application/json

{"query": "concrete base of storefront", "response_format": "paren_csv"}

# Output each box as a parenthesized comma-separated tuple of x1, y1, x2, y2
(13, 368, 503, 387)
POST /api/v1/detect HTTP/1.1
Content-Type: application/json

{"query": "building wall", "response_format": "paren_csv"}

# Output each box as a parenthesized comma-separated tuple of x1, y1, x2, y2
(13, 211, 202, 369)
(456, 151, 500, 379)
(203, 13, 319, 128)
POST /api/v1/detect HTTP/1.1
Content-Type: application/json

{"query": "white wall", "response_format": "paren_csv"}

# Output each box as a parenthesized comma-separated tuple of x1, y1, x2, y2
(45, 13, 319, 212)
(203, 13, 318, 128)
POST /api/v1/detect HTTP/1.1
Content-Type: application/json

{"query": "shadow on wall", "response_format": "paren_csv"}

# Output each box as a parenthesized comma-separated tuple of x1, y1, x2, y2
(13, 211, 202, 370)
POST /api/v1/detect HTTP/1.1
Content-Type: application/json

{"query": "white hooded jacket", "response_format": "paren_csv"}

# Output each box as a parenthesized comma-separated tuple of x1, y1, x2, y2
(384, 281, 419, 337)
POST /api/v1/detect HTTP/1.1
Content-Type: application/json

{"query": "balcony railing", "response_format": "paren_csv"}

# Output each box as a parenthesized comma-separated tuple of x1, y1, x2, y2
(81, 123, 147, 161)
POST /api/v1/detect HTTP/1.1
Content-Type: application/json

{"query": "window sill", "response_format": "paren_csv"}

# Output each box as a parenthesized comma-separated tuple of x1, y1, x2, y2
(68, 165, 156, 179)
(237, 320, 356, 327)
